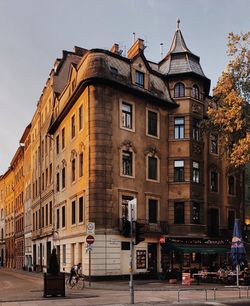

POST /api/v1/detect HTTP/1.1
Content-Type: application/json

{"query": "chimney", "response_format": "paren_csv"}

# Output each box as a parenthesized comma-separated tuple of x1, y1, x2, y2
(110, 43, 120, 54)
(127, 38, 145, 59)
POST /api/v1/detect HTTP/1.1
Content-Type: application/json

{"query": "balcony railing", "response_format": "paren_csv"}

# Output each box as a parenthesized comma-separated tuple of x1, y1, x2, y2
(119, 218, 168, 235)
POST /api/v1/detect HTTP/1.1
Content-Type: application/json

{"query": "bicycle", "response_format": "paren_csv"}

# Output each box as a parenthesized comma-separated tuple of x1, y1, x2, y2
(66, 274, 85, 289)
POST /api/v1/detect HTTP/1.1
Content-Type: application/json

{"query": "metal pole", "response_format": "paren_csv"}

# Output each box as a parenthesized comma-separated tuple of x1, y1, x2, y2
(129, 204, 134, 304)
(237, 264, 239, 287)
(89, 247, 91, 287)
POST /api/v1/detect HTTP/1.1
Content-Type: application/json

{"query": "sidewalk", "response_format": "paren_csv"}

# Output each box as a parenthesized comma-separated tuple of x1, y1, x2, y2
(1, 268, 250, 306)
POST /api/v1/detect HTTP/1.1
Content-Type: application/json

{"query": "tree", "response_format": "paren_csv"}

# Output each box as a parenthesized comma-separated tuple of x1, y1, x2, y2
(206, 31, 250, 168)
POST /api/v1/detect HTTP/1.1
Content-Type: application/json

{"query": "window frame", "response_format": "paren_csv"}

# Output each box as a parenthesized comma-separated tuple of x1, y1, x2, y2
(192, 161, 200, 183)
(228, 175, 235, 195)
(174, 82, 185, 98)
(121, 150, 134, 178)
(146, 155, 160, 182)
(61, 127, 65, 150)
(135, 70, 144, 88)
(79, 196, 84, 224)
(146, 108, 159, 138)
(210, 170, 218, 192)
(71, 114, 76, 139)
(147, 198, 159, 224)
(62, 205, 66, 228)
(192, 118, 200, 141)
(192, 84, 200, 100)
(71, 200, 76, 225)
(79, 104, 83, 131)
(174, 160, 185, 182)
(192, 202, 200, 224)
(210, 134, 218, 155)
(174, 117, 185, 139)
(120, 100, 135, 132)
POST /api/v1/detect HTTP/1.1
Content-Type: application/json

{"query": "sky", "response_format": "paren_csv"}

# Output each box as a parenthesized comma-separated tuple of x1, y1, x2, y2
(0, 0, 249, 174)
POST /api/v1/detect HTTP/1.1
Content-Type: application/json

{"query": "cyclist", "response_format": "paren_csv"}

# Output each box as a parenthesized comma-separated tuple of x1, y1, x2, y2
(69, 263, 82, 285)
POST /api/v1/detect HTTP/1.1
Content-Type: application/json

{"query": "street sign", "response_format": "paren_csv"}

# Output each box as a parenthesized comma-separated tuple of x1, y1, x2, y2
(87, 222, 95, 235)
(86, 244, 93, 252)
(86, 235, 95, 244)
(128, 198, 137, 221)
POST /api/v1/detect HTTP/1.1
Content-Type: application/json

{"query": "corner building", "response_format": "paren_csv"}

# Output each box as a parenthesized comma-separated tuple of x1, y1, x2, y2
(47, 23, 241, 277)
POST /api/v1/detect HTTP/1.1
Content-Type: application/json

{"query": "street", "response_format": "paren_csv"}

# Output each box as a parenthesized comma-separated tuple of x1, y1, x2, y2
(0, 269, 250, 305)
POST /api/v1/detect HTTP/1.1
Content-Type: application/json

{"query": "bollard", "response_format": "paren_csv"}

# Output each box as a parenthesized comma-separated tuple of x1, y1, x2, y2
(239, 287, 241, 299)
(205, 289, 207, 301)
(213, 288, 216, 300)
(247, 286, 249, 298)
(178, 289, 180, 302)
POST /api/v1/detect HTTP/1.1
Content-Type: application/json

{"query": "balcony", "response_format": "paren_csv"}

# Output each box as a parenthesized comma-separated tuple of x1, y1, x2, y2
(119, 218, 168, 235)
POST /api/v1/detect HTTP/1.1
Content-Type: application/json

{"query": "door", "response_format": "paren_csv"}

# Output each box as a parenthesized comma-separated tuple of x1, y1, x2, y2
(46, 241, 51, 271)
(40, 243, 43, 272)
(148, 243, 157, 273)
(33, 244, 36, 271)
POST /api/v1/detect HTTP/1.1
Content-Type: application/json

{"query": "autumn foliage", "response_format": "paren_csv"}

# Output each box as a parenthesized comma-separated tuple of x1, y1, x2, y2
(207, 32, 250, 168)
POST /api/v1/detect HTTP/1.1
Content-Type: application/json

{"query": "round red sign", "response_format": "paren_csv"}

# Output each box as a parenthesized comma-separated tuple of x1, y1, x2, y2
(86, 235, 95, 244)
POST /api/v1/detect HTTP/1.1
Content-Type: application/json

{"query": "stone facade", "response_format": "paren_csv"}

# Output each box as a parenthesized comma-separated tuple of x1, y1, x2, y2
(0, 23, 245, 274)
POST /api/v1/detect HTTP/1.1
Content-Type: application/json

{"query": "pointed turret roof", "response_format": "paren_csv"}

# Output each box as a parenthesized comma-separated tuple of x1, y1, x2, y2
(159, 19, 210, 94)
(168, 18, 192, 54)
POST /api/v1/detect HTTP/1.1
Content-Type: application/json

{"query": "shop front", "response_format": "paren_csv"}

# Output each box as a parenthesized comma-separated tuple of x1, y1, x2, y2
(161, 238, 231, 277)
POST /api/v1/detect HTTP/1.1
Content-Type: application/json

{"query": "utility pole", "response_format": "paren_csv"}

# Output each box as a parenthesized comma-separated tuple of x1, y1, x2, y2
(128, 199, 136, 304)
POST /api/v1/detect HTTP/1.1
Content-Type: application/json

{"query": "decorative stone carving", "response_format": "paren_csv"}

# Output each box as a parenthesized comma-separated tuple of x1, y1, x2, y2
(192, 102, 202, 114)
(118, 140, 136, 152)
(144, 146, 160, 157)
(193, 143, 202, 154)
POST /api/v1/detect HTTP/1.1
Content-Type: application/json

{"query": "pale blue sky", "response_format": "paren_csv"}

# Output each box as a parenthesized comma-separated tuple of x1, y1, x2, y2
(0, 0, 249, 174)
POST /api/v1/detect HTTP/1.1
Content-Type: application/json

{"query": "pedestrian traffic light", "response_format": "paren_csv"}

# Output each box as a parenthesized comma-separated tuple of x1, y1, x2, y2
(135, 222, 145, 245)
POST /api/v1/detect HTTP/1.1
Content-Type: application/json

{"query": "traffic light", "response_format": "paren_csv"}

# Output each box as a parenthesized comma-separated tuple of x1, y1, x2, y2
(121, 217, 131, 237)
(135, 221, 145, 245)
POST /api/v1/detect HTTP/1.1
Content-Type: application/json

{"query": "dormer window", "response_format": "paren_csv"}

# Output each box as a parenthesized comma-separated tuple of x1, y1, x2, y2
(174, 82, 185, 98)
(135, 70, 144, 88)
(192, 85, 199, 100)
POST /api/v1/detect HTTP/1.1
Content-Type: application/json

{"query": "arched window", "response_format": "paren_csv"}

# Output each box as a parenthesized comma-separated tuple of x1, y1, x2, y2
(174, 82, 185, 98)
(192, 85, 199, 100)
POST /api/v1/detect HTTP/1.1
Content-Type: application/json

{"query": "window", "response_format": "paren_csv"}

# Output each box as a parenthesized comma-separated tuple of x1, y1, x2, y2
(174, 117, 184, 139)
(192, 85, 199, 100)
(62, 245, 66, 265)
(174, 202, 184, 224)
(192, 161, 200, 183)
(228, 176, 235, 195)
(210, 134, 218, 154)
(62, 166, 66, 189)
(72, 158, 76, 182)
(121, 102, 133, 129)
(62, 128, 65, 150)
(210, 170, 218, 192)
(228, 210, 235, 230)
(49, 163, 52, 184)
(121, 195, 134, 219)
(79, 105, 83, 130)
(192, 202, 200, 224)
(62, 206, 66, 228)
(71, 200, 76, 225)
(41, 207, 44, 227)
(56, 208, 60, 229)
(49, 201, 52, 225)
(79, 196, 84, 223)
(192, 119, 200, 141)
(45, 204, 48, 227)
(71, 114, 76, 139)
(147, 110, 158, 137)
(56, 172, 60, 192)
(135, 70, 144, 88)
(122, 151, 133, 176)
(79, 153, 83, 177)
(148, 156, 158, 181)
(174, 82, 185, 98)
(148, 199, 158, 223)
(56, 135, 59, 154)
(174, 160, 184, 182)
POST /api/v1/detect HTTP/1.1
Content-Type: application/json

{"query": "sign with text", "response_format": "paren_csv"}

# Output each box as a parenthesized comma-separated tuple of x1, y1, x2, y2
(182, 272, 191, 286)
